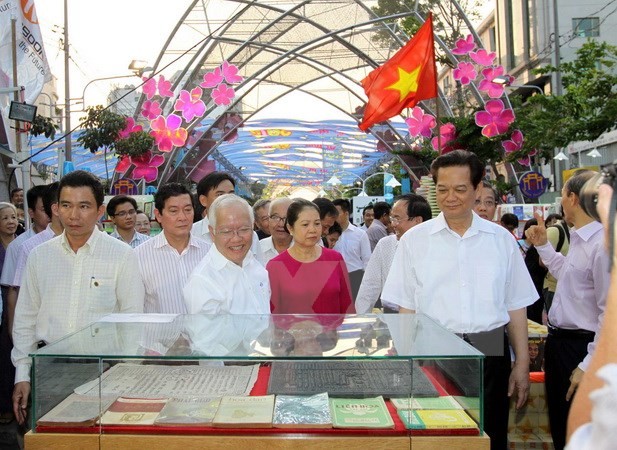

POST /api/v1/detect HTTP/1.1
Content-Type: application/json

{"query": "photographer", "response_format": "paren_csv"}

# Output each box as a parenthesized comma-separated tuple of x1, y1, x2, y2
(525, 170, 610, 450)
(566, 183, 617, 449)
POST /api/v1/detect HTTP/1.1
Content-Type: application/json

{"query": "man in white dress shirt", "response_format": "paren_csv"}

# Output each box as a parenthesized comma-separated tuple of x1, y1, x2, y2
(332, 198, 371, 300)
(260, 197, 292, 264)
(107, 195, 149, 248)
(135, 183, 210, 313)
(184, 194, 270, 315)
(191, 171, 262, 262)
(11, 171, 144, 425)
(381, 150, 537, 450)
(356, 194, 431, 314)
(360, 204, 374, 231)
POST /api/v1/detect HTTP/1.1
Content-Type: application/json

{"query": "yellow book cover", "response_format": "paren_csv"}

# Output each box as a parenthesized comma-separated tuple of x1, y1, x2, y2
(212, 395, 275, 428)
(415, 409, 477, 429)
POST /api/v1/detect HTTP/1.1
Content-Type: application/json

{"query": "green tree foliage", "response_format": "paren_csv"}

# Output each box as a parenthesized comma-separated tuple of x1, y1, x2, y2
(29, 115, 59, 139)
(513, 41, 617, 160)
(371, 0, 481, 66)
(77, 105, 153, 157)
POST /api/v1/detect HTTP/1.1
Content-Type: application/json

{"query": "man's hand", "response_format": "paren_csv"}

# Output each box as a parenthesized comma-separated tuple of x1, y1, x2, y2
(525, 211, 548, 246)
(566, 367, 584, 402)
(508, 362, 530, 409)
(12, 381, 30, 425)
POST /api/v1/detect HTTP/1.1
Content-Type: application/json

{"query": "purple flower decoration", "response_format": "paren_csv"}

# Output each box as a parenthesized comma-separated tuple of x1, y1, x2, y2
(453, 62, 477, 85)
(405, 107, 436, 138)
(451, 34, 476, 55)
(475, 99, 515, 137)
(174, 87, 206, 122)
(502, 129, 524, 154)
(212, 83, 235, 106)
(469, 49, 497, 67)
(478, 66, 507, 98)
(141, 100, 162, 120)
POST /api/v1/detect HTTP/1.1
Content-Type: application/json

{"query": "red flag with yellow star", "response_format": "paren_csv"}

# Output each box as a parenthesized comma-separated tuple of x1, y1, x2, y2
(359, 14, 437, 131)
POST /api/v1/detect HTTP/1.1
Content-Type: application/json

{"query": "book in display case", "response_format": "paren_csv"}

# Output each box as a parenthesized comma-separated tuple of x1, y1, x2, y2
(27, 313, 487, 450)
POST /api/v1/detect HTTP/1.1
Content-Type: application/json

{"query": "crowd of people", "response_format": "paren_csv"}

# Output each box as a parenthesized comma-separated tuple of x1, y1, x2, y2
(0, 149, 612, 450)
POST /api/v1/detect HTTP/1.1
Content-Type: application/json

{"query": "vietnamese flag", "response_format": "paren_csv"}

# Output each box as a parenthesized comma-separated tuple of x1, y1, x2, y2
(359, 14, 437, 131)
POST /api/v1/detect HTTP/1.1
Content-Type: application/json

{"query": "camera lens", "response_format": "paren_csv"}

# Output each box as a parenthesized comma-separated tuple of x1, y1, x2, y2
(579, 172, 604, 222)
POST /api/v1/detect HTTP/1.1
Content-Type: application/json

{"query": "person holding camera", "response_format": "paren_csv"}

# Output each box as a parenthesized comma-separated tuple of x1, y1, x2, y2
(525, 170, 610, 450)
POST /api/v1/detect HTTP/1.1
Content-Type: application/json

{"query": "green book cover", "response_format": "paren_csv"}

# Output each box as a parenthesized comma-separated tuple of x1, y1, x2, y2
(415, 409, 478, 429)
(330, 396, 394, 429)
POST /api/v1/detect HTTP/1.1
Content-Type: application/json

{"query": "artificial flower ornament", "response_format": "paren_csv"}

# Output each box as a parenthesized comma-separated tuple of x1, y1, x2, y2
(478, 66, 508, 98)
(431, 123, 458, 154)
(475, 99, 515, 138)
(115, 155, 131, 173)
(150, 114, 188, 152)
(212, 83, 236, 106)
(451, 34, 476, 55)
(141, 100, 162, 120)
(405, 106, 436, 138)
(469, 49, 497, 67)
(200, 67, 224, 88)
(131, 151, 165, 182)
(142, 75, 174, 99)
(174, 87, 206, 122)
(502, 129, 524, 154)
(452, 62, 477, 85)
(118, 117, 142, 139)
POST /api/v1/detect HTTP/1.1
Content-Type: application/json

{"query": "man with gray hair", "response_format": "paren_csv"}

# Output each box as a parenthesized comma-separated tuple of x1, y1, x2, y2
(260, 197, 293, 264)
(183, 194, 270, 314)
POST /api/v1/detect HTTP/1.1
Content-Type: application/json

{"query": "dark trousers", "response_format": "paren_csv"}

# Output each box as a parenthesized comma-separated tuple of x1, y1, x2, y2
(348, 269, 364, 302)
(545, 334, 593, 450)
(481, 333, 511, 450)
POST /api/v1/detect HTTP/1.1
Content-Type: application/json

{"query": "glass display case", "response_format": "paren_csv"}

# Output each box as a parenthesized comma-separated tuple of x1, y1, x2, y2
(28, 313, 485, 448)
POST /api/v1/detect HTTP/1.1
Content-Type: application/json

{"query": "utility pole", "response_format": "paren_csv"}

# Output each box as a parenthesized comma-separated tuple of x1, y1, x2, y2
(63, 0, 71, 166)
(552, 0, 565, 191)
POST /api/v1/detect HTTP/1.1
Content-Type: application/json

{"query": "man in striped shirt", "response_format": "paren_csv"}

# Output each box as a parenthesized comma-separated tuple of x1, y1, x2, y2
(135, 183, 210, 313)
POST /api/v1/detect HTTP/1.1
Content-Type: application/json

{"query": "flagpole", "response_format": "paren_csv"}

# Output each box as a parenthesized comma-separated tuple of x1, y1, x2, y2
(429, 12, 442, 155)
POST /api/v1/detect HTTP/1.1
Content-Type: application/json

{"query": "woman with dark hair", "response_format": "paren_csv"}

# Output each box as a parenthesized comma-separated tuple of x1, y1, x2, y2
(266, 199, 354, 314)
(323, 222, 343, 248)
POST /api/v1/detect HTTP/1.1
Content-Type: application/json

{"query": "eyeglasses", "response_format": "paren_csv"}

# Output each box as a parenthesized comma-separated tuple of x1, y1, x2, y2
(474, 199, 496, 208)
(113, 209, 137, 218)
(389, 215, 410, 224)
(269, 215, 286, 223)
(215, 226, 253, 239)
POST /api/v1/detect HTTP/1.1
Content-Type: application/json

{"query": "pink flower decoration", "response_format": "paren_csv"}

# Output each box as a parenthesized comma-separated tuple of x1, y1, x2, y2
(141, 100, 162, 120)
(453, 62, 477, 85)
(150, 114, 188, 152)
(200, 67, 223, 88)
(451, 34, 476, 55)
(405, 107, 436, 138)
(131, 151, 165, 183)
(431, 123, 458, 154)
(157, 76, 174, 98)
(212, 83, 235, 106)
(475, 99, 515, 137)
(142, 77, 157, 100)
(222, 61, 243, 84)
(502, 129, 524, 154)
(529, 148, 538, 156)
(118, 117, 142, 139)
(174, 87, 206, 122)
(478, 66, 507, 98)
(115, 155, 132, 173)
(517, 156, 531, 166)
(469, 49, 497, 67)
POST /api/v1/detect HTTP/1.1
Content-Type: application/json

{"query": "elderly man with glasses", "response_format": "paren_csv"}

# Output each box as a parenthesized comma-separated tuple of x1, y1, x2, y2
(184, 194, 270, 315)
(260, 197, 293, 264)
(106, 195, 150, 248)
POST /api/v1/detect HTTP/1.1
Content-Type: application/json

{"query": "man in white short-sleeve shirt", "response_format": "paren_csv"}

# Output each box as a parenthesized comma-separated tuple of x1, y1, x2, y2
(11, 171, 144, 425)
(184, 194, 270, 315)
(382, 150, 537, 450)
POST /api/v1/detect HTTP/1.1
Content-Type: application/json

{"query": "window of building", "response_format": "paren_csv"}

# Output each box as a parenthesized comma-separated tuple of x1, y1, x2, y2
(443, 75, 451, 96)
(573, 17, 600, 37)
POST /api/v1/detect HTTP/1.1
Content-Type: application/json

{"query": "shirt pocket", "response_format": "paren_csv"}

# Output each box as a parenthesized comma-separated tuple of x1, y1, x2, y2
(88, 277, 116, 314)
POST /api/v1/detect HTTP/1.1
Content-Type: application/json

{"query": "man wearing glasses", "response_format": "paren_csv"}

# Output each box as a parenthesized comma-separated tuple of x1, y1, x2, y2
(260, 197, 293, 264)
(107, 195, 150, 248)
(184, 194, 270, 315)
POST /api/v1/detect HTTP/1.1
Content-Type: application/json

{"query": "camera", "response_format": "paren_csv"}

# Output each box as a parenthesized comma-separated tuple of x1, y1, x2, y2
(579, 161, 617, 223)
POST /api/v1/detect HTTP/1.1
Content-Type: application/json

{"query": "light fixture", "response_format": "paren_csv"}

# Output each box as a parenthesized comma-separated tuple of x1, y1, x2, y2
(553, 151, 569, 161)
(385, 177, 401, 188)
(326, 175, 342, 185)
(587, 148, 602, 158)
(493, 75, 544, 94)
(238, 166, 247, 171)
(493, 75, 511, 85)
(128, 59, 153, 77)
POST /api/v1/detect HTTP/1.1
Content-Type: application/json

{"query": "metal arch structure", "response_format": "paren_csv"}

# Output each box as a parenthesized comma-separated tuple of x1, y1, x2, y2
(117, 0, 495, 189)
